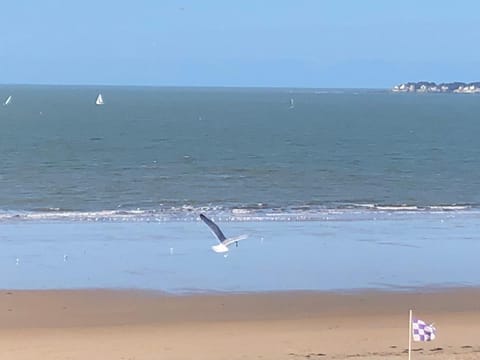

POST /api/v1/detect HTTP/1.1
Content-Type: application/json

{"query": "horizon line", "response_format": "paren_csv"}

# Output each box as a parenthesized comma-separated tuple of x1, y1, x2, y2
(0, 82, 390, 90)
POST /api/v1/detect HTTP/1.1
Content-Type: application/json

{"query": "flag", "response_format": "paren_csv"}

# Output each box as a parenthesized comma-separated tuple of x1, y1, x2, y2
(412, 318, 436, 342)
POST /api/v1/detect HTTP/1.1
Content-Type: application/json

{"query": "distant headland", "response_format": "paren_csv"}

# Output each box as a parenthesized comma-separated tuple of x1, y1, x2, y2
(392, 81, 480, 93)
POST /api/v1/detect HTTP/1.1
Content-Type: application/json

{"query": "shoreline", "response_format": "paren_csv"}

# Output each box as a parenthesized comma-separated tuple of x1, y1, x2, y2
(1, 288, 480, 359)
(2, 287, 480, 327)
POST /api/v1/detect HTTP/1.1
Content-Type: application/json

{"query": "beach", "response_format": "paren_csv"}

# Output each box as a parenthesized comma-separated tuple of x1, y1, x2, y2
(1, 289, 480, 360)
(2, 218, 480, 359)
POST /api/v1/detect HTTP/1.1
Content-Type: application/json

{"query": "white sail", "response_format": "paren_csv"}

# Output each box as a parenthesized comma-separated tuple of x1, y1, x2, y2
(95, 93, 104, 105)
(3, 95, 12, 106)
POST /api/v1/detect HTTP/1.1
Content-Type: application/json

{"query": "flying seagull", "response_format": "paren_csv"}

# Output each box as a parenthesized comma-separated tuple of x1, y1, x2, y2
(200, 213, 248, 253)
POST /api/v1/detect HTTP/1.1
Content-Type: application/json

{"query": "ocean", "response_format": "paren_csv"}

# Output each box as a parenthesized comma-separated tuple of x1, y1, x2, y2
(1, 85, 480, 292)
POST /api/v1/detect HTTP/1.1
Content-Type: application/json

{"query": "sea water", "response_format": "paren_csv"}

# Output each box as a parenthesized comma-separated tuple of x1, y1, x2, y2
(1, 85, 480, 292)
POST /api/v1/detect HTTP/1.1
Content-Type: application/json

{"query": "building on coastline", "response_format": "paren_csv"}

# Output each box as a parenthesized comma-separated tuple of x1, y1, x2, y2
(392, 81, 480, 93)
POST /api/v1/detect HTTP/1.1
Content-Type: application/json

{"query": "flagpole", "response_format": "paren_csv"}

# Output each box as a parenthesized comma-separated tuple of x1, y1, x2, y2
(408, 309, 413, 360)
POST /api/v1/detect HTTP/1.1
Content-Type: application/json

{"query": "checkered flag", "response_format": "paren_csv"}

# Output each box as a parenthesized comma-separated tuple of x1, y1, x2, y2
(412, 318, 436, 342)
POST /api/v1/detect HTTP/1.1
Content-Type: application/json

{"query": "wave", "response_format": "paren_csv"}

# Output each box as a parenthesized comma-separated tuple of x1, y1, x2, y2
(0, 203, 477, 223)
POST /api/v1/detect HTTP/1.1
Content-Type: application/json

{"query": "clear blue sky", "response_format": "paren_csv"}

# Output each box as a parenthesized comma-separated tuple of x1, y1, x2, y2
(1, 0, 479, 88)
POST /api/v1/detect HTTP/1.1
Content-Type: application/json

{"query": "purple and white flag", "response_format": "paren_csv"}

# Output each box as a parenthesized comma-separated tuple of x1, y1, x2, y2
(412, 318, 436, 342)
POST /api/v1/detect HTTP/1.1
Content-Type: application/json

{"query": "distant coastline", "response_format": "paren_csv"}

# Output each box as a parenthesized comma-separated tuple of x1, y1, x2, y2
(392, 81, 480, 93)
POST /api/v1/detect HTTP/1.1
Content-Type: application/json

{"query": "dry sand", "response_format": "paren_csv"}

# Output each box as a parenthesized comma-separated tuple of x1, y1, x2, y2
(1, 289, 480, 359)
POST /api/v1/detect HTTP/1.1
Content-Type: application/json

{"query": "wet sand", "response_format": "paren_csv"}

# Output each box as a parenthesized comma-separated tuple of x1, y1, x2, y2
(1, 289, 480, 359)
(3, 219, 480, 292)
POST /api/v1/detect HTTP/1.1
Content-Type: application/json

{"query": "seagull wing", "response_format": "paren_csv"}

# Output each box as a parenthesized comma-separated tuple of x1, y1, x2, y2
(200, 214, 226, 242)
(223, 234, 249, 247)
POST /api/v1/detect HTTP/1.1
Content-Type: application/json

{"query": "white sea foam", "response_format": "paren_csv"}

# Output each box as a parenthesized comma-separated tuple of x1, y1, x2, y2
(376, 205, 420, 211)
(0, 203, 476, 223)
(232, 208, 253, 214)
(428, 205, 469, 211)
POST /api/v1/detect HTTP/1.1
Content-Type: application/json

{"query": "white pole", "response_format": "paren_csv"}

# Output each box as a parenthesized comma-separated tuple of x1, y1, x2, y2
(408, 309, 413, 360)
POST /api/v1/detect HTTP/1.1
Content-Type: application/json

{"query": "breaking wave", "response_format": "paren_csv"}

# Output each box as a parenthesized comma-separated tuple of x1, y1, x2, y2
(0, 203, 477, 223)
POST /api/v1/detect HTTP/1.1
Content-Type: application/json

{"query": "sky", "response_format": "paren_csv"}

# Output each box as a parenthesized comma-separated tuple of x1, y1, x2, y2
(1, 0, 479, 88)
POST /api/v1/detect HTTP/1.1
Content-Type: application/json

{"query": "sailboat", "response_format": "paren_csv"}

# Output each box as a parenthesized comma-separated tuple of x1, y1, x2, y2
(289, 98, 295, 109)
(95, 93, 104, 105)
(3, 95, 12, 106)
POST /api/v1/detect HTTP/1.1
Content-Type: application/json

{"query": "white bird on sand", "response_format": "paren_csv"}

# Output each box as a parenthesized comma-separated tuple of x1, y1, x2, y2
(200, 214, 248, 253)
